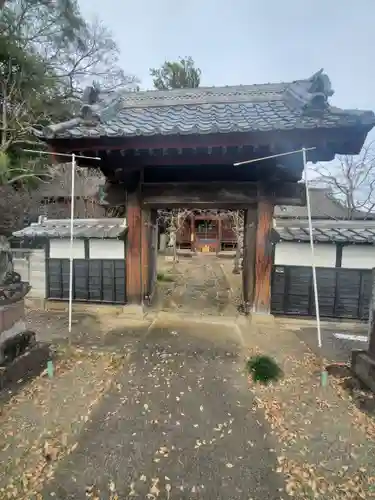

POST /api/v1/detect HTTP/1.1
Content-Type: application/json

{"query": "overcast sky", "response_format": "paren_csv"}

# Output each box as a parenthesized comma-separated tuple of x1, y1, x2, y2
(78, 0, 374, 114)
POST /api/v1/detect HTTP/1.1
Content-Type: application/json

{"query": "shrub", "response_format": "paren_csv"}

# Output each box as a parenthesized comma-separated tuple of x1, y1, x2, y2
(246, 355, 283, 385)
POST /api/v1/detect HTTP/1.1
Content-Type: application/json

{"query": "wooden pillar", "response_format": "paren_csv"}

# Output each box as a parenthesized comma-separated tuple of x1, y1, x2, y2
(126, 191, 142, 304)
(242, 206, 257, 312)
(253, 199, 274, 314)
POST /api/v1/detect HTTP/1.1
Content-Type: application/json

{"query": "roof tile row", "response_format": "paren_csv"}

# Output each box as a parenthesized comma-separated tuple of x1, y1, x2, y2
(35, 70, 375, 141)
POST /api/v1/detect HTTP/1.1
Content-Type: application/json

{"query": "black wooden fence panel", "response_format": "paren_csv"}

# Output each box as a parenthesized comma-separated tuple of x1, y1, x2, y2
(271, 265, 372, 320)
(47, 258, 126, 304)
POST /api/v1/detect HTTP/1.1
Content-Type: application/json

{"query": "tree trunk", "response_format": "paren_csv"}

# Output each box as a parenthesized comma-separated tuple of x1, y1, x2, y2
(168, 229, 178, 264)
(232, 216, 243, 274)
(233, 244, 241, 274)
(173, 236, 177, 263)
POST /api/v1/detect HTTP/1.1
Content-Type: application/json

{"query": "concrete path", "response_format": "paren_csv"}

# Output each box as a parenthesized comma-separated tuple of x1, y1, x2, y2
(155, 255, 238, 317)
(38, 321, 284, 499)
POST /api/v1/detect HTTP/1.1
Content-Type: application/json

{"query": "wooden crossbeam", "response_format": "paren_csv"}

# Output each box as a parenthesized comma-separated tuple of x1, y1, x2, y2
(140, 182, 306, 209)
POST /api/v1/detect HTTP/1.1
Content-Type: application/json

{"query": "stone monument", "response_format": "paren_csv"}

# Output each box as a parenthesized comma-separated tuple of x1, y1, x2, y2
(0, 237, 34, 364)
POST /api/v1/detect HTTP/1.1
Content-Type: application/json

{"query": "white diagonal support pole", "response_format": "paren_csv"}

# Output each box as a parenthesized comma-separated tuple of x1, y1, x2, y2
(302, 147, 322, 348)
(22, 149, 100, 334)
(234, 146, 325, 382)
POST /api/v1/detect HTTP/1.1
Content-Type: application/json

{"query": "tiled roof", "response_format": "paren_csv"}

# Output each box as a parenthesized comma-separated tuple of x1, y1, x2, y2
(274, 188, 373, 220)
(275, 219, 375, 243)
(12, 218, 127, 239)
(34, 70, 375, 140)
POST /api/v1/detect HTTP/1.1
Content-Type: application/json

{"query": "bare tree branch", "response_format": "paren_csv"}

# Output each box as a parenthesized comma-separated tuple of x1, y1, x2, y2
(221, 210, 244, 272)
(311, 142, 375, 219)
(157, 209, 193, 262)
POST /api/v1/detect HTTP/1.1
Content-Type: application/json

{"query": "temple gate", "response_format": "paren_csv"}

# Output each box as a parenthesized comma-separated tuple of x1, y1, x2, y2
(34, 70, 375, 315)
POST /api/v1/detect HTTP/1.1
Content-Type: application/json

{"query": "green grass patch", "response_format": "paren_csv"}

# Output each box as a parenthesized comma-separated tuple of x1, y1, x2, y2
(245, 355, 283, 385)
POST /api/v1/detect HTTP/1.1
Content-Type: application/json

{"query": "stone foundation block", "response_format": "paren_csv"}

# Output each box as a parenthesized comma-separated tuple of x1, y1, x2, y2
(351, 349, 375, 393)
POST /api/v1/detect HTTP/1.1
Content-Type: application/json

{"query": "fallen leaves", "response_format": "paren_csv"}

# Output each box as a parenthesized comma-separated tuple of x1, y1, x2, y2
(278, 455, 372, 499)
(330, 375, 375, 440)
(248, 338, 375, 499)
(154, 445, 170, 461)
(42, 440, 59, 462)
(0, 348, 123, 499)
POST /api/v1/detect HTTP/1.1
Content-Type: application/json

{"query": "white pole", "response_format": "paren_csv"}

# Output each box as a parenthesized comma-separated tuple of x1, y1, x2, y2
(302, 148, 322, 348)
(21, 149, 100, 337)
(234, 147, 316, 166)
(68, 153, 76, 334)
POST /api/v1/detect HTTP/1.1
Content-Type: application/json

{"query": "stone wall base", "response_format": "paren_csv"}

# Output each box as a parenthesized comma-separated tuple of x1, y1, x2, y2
(250, 312, 276, 326)
(351, 349, 375, 393)
(25, 297, 46, 310)
(42, 300, 146, 320)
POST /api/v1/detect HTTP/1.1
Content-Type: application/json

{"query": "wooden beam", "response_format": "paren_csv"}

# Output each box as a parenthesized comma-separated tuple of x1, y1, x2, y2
(253, 199, 274, 314)
(142, 182, 256, 208)
(126, 192, 142, 304)
(258, 182, 306, 206)
(242, 206, 257, 311)
(141, 182, 305, 209)
(49, 126, 365, 162)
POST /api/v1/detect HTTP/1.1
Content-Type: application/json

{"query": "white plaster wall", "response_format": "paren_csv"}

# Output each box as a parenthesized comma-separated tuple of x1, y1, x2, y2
(13, 249, 46, 298)
(274, 242, 336, 267)
(49, 239, 85, 259)
(29, 249, 46, 298)
(341, 245, 375, 269)
(89, 239, 124, 259)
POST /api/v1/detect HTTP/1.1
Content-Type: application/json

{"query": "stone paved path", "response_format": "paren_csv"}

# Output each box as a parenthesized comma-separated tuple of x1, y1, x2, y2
(37, 322, 284, 499)
(155, 255, 238, 316)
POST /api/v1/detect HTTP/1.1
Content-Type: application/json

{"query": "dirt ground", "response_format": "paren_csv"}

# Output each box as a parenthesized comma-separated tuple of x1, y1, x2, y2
(0, 308, 149, 498)
(245, 320, 375, 499)
(0, 347, 125, 498)
(0, 255, 374, 498)
(37, 320, 284, 500)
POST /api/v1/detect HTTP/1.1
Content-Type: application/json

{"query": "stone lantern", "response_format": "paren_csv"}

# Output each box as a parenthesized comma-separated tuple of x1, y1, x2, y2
(0, 237, 34, 364)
